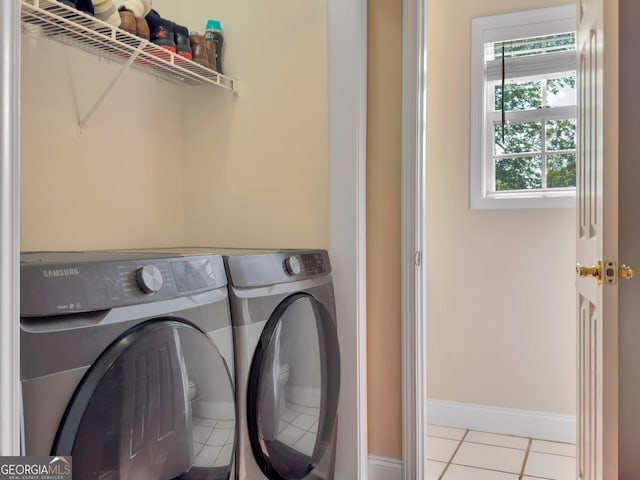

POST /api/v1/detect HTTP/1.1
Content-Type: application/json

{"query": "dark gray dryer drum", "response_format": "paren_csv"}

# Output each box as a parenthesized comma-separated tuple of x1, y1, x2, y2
(53, 319, 236, 480)
(247, 293, 340, 480)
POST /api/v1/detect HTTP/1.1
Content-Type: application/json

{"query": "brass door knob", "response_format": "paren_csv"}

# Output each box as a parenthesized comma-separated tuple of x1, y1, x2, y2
(576, 261, 602, 284)
(577, 261, 635, 285)
(619, 264, 635, 280)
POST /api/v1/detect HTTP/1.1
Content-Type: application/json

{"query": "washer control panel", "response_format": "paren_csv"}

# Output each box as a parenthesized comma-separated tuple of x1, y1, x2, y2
(135, 264, 164, 293)
(20, 253, 226, 317)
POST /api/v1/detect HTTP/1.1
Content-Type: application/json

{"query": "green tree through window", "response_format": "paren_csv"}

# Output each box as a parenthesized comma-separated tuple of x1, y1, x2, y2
(492, 75, 576, 192)
(489, 33, 577, 193)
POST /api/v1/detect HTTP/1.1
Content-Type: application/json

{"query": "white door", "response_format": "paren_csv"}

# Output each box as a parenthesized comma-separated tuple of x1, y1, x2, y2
(575, 0, 629, 478)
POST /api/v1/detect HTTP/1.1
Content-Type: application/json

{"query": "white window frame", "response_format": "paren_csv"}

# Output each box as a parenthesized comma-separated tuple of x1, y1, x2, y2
(470, 5, 577, 210)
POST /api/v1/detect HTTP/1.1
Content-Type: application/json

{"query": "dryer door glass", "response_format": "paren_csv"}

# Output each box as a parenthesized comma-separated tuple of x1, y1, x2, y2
(247, 293, 340, 480)
(53, 319, 235, 480)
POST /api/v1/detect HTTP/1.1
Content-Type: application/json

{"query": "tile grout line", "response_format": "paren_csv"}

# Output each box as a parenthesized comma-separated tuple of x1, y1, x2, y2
(519, 437, 533, 480)
(436, 429, 468, 480)
(462, 440, 529, 452)
(427, 427, 576, 479)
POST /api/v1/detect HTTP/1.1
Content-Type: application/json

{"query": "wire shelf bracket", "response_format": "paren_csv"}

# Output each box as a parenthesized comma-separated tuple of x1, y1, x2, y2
(76, 48, 141, 134)
(21, 0, 239, 131)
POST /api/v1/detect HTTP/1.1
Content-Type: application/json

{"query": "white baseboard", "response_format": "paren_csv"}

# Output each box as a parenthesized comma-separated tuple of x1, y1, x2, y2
(427, 399, 576, 443)
(368, 454, 402, 480)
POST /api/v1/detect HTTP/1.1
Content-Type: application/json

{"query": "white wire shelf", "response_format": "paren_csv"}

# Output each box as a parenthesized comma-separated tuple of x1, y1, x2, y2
(20, 0, 238, 92)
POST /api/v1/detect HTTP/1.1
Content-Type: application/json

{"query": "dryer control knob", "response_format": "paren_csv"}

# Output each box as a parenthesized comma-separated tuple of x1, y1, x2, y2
(136, 264, 163, 294)
(284, 256, 302, 276)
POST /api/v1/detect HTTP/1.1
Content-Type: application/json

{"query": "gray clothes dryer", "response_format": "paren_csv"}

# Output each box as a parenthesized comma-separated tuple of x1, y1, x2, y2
(103, 247, 341, 480)
(222, 248, 340, 480)
(20, 252, 237, 480)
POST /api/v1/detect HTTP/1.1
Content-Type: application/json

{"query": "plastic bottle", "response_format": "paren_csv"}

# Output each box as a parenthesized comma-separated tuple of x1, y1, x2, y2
(204, 20, 224, 74)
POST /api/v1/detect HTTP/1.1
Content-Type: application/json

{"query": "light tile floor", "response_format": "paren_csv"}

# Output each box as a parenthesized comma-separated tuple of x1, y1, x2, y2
(192, 416, 235, 468)
(276, 401, 320, 456)
(426, 425, 576, 480)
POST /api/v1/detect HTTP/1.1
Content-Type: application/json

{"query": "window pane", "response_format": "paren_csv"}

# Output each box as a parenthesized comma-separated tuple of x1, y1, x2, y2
(489, 33, 576, 61)
(546, 118, 576, 151)
(547, 154, 576, 188)
(494, 122, 542, 155)
(495, 156, 542, 191)
(494, 80, 542, 111)
(546, 75, 577, 107)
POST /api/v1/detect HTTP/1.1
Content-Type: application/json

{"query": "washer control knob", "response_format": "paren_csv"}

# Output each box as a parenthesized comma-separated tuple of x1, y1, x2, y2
(136, 264, 163, 294)
(284, 256, 302, 276)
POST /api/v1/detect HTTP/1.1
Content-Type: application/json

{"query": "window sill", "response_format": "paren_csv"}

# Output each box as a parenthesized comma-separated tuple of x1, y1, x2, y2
(470, 192, 576, 210)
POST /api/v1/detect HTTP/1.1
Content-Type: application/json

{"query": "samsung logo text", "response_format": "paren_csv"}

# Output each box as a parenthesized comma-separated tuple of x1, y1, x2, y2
(42, 268, 80, 278)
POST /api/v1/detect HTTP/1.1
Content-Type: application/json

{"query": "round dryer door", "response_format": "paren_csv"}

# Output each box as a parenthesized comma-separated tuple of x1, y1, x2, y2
(247, 293, 340, 480)
(53, 319, 236, 480)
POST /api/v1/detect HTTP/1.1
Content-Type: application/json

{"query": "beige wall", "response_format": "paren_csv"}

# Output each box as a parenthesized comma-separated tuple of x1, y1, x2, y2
(366, 0, 577, 459)
(156, 0, 329, 248)
(21, 0, 328, 251)
(21, 37, 185, 250)
(367, 0, 403, 459)
(427, 0, 576, 413)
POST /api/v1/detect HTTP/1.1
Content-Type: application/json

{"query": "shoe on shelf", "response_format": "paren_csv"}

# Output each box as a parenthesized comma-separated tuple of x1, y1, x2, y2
(74, 0, 95, 16)
(145, 9, 176, 52)
(118, 9, 136, 35)
(189, 32, 209, 67)
(56, 0, 76, 8)
(116, 0, 150, 40)
(52, 0, 77, 18)
(93, 0, 120, 26)
(116, 0, 152, 19)
(54, 0, 93, 16)
(135, 16, 150, 40)
(173, 23, 192, 60)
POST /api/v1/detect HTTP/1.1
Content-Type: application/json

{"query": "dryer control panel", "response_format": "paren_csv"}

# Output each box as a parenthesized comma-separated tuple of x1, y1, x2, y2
(20, 252, 227, 317)
(226, 249, 332, 288)
(285, 252, 327, 276)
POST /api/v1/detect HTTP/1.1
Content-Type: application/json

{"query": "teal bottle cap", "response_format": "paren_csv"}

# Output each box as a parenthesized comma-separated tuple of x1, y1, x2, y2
(206, 20, 222, 31)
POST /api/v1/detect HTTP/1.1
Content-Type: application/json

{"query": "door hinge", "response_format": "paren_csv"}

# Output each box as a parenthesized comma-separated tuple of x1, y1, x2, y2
(415, 251, 422, 267)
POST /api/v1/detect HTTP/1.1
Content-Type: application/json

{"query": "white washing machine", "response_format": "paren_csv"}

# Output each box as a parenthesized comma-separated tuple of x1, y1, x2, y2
(222, 248, 340, 480)
(20, 251, 237, 480)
